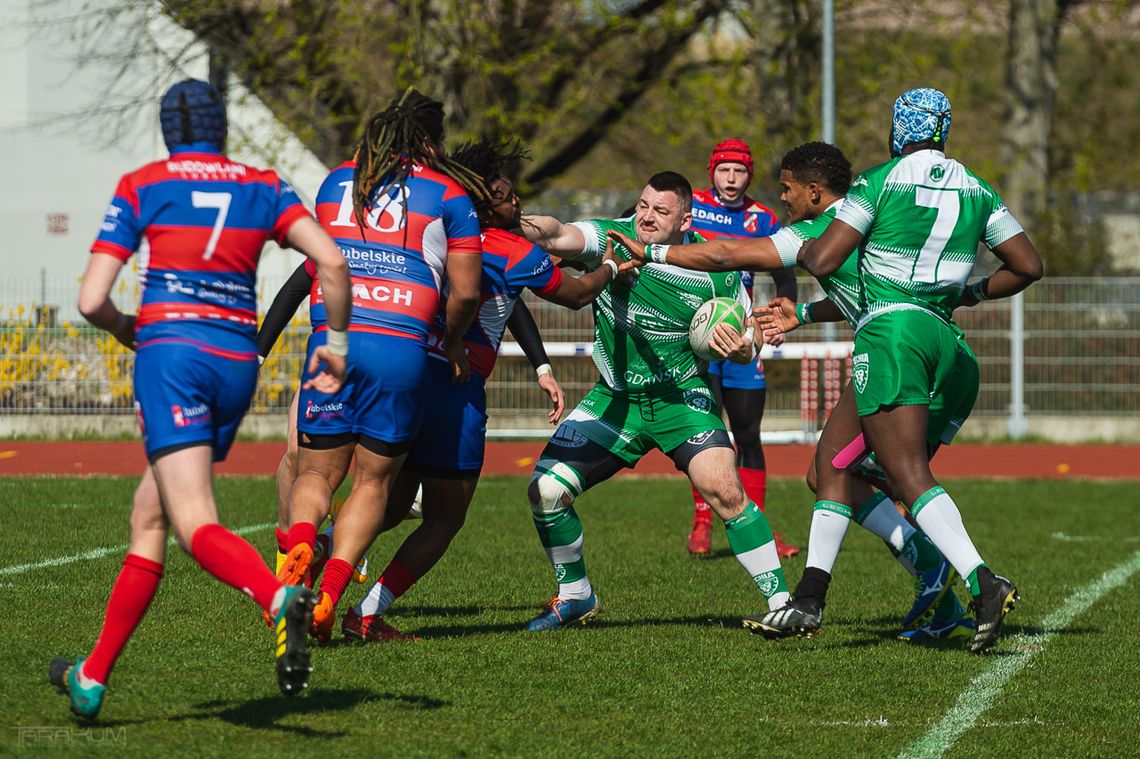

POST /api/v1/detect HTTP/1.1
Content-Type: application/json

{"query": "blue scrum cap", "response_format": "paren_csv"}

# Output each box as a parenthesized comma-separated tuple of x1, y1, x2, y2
(159, 79, 227, 151)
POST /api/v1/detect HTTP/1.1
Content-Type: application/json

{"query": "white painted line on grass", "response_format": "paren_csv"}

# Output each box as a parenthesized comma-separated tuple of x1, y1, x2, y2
(899, 549, 1140, 759)
(0, 522, 276, 577)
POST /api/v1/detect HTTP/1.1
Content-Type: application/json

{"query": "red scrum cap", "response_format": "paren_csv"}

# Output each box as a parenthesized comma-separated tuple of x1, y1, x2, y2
(707, 138, 754, 183)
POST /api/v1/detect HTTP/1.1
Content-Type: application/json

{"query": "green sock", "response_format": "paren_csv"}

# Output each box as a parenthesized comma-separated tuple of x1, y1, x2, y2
(725, 502, 788, 603)
(966, 565, 986, 596)
(533, 508, 590, 597)
(902, 531, 943, 574)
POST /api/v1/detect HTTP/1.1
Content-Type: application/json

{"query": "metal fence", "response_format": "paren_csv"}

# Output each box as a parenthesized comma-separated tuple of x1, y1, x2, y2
(2, 274, 1138, 430)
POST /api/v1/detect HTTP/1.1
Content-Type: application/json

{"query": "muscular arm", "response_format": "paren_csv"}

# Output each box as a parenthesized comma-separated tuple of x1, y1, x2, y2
(443, 252, 483, 376)
(257, 262, 313, 360)
(77, 253, 135, 349)
(506, 300, 550, 370)
(519, 214, 587, 256)
(540, 263, 614, 310)
(284, 216, 350, 332)
(798, 219, 864, 277)
(610, 229, 786, 272)
(959, 232, 1045, 306)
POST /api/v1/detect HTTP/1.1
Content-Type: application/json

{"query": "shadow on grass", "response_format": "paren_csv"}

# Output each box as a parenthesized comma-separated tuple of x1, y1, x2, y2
(168, 688, 448, 736)
(412, 614, 745, 638)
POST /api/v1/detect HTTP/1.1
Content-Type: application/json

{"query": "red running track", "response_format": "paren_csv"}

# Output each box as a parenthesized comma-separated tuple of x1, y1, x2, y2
(0, 441, 1136, 479)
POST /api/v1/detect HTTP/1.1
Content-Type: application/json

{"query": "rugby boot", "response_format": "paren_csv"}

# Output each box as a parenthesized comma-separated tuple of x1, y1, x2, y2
(49, 657, 105, 720)
(525, 594, 600, 631)
(310, 591, 337, 646)
(342, 608, 421, 642)
(968, 567, 1019, 654)
(902, 558, 956, 630)
(742, 595, 822, 639)
(773, 531, 801, 559)
(273, 586, 316, 696)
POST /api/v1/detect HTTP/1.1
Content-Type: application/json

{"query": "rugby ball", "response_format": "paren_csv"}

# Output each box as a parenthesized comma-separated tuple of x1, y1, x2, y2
(689, 297, 746, 361)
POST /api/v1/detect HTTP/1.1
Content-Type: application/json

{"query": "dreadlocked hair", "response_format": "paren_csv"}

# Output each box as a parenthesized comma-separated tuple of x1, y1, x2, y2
(450, 137, 531, 208)
(352, 87, 489, 230)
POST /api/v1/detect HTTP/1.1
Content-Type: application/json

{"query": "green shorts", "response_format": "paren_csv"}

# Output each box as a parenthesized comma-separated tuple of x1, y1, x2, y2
(853, 309, 978, 430)
(559, 377, 728, 466)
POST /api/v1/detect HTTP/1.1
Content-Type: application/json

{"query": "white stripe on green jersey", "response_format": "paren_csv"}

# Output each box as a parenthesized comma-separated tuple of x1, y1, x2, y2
(835, 150, 1024, 328)
(564, 217, 750, 391)
(769, 200, 862, 329)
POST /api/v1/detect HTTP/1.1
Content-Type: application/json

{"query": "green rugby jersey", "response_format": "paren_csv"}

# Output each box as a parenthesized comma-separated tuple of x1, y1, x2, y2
(565, 216, 749, 392)
(835, 150, 1023, 328)
(769, 200, 861, 329)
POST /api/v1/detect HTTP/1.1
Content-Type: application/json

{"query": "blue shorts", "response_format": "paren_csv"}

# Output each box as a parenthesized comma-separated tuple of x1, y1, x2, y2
(297, 331, 428, 444)
(405, 359, 487, 477)
(133, 339, 258, 462)
(707, 357, 766, 390)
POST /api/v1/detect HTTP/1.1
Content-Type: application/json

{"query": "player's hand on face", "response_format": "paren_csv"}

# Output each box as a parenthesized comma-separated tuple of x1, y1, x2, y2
(446, 341, 470, 383)
(754, 296, 799, 340)
(537, 373, 565, 424)
(112, 313, 137, 351)
(710, 322, 752, 364)
(303, 346, 347, 394)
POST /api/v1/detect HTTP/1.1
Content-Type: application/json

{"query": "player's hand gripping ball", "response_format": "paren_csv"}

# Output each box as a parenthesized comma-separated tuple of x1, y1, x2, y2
(689, 297, 746, 361)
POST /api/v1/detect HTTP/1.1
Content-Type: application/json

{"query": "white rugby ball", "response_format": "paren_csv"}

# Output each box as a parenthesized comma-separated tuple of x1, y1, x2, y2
(688, 297, 746, 361)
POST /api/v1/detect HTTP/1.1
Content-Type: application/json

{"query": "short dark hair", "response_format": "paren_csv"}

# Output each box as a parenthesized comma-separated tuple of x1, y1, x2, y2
(645, 171, 693, 213)
(779, 142, 852, 196)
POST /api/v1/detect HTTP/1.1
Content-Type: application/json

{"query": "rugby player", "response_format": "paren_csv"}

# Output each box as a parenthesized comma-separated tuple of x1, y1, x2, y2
(518, 171, 791, 631)
(49, 79, 351, 718)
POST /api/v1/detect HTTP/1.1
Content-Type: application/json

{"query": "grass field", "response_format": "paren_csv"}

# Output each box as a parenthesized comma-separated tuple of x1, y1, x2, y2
(1, 475, 1138, 757)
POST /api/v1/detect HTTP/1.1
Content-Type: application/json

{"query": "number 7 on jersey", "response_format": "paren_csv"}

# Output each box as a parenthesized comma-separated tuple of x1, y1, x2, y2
(191, 190, 232, 260)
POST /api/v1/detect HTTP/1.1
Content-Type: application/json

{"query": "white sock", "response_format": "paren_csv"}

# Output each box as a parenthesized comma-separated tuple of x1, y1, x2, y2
(805, 501, 853, 574)
(545, 534, 592, 600)
(856, 492, 916, 554)
(356, 581, 395, 617)
(912, 487, 984, 581)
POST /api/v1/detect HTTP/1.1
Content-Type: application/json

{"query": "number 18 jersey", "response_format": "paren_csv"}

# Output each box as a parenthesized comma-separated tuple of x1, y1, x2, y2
(835, 149, 1023, 329)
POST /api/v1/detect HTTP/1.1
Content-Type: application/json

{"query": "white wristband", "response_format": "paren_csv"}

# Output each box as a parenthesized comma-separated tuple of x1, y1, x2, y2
(647, 244, 670, 264)
(536, 363, 553, 377)
(601, 258, 619, 280)
(325, 328, 349, 357)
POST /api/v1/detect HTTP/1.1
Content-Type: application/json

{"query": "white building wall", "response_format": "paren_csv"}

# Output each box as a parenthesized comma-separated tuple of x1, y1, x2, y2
(0, 0, 328, 317)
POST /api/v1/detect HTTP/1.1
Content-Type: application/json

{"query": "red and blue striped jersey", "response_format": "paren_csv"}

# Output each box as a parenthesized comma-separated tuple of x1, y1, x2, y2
(690, 188, 781, 290)
(306, 160, 482, 342)
(90, 145, 308, 356)
(427, 228, 562, 380)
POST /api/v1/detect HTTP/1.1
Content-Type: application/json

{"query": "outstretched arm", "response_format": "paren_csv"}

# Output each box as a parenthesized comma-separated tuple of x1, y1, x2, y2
(607, 229, 785, 273)
(520, 214, 587, 256)
(959, 232, 1044, 307)
(755, 296, 845, 340)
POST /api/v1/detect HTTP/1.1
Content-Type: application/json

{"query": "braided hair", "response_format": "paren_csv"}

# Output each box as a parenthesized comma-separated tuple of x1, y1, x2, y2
(450, 137, 531, 208)
(352, 88, 488, 230)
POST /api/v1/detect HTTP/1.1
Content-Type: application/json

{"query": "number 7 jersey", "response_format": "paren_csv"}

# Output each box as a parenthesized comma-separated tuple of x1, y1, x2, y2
(835, 149, 1024, 328)
(91, 146, 309, 355)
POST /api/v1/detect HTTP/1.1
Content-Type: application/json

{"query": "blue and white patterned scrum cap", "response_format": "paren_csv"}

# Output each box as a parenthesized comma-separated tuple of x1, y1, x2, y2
(890, 88, 951, 156)
(159, 79, 227, 151)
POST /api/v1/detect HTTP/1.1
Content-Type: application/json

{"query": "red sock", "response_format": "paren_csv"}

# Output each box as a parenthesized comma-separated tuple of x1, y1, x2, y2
(739, 467, 767, 512)
(190, 524, 281, 612)
(83, 554, 163, 684)
(319, 558, 355, 608)
(275, 527, 288, 553)
(691, 484, 712, 521)
(286, 521, 317, 553)
(379, 560, 417, 601)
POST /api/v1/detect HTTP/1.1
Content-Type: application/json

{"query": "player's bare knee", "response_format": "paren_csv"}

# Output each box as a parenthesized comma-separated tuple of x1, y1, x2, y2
(805, 458, 819, 495)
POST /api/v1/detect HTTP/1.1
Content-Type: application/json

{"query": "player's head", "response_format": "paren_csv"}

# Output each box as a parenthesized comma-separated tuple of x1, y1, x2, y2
(707, 138, 753, 205)
(890, 87, 952, 156)
(159, 79, 227, 152)
(353, 87, 487, 229)
(635, 171, 693, 245)
(452, 137, 530, 230)
(778, 141, 852, 223)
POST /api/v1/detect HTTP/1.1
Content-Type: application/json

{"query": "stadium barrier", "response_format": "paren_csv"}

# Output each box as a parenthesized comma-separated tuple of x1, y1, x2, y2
(2, 275, 1139, 441)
